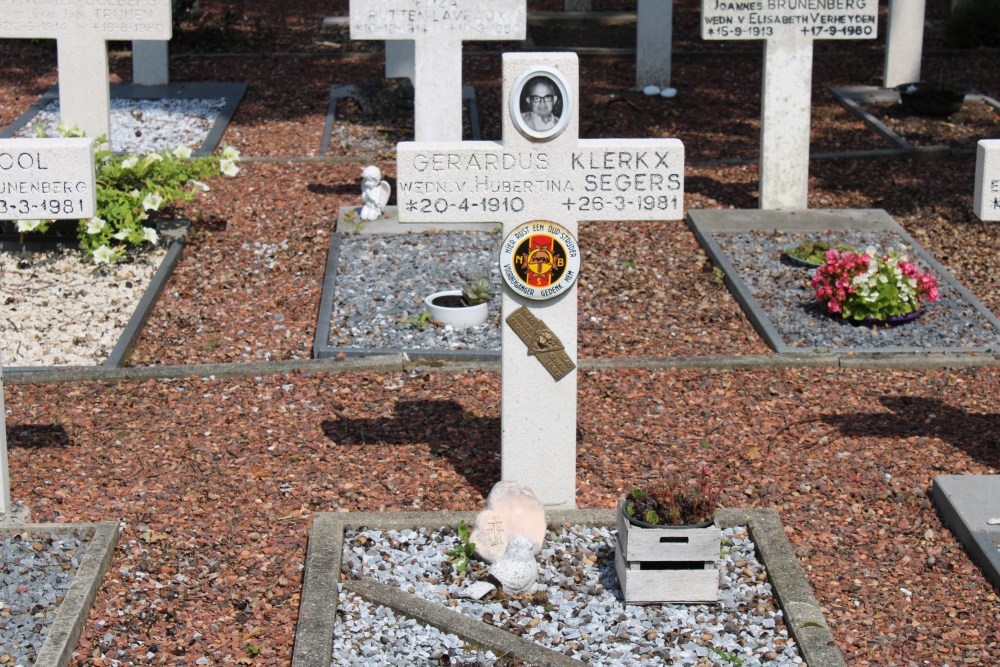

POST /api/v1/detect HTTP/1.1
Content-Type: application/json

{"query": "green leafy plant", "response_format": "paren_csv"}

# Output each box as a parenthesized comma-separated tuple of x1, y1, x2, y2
(711, 266, 725, 286)
(444, 520, 477, 572)
(784, 240, 855, 266)
(342, 208, 365, 235)
(625, 465, 719, 526)
(405, 311, 433, 327)
(18, 124, 240, 265)
(461, 276, 495, 306)
(244, 645, 261, 657)
(708, 646, 744, 665)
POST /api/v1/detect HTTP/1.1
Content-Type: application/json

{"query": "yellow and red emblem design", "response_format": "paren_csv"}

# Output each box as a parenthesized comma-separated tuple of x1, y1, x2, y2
(499, 221, 580, 301)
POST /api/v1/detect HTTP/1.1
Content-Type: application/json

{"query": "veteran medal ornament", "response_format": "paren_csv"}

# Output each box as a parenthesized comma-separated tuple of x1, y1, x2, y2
(499, 220, 580, 301)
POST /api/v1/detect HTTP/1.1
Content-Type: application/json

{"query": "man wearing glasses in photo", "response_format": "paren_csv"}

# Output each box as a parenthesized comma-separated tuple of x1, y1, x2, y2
(521, 77, 560, 132)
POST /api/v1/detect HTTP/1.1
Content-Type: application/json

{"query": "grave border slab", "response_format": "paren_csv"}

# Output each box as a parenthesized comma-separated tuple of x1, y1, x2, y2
(1, 220, 190, 373)
(0, 521, 121, 667)
(1, 82, 248, 156)
(931, 475, 1000, 593)
(829, 86, 1000, 152)
(685, 208, 1000, 355)
(292, 508, 846, 667)
(313, 212, 501, 362)
(320, 83, 482, 156)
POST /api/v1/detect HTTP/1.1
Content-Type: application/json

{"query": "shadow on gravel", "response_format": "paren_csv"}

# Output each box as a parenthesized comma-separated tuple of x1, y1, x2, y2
(6, 424, 71, 450)
(321, 399, 499, 497)
(822, 396, 1000, 468)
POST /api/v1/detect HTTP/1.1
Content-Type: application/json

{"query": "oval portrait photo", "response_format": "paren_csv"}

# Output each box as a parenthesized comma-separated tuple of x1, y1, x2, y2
(511, 68, 571, 141)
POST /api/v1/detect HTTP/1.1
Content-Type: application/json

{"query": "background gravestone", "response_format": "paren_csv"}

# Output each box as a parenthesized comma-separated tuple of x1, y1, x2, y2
(974, 139, 999, 221)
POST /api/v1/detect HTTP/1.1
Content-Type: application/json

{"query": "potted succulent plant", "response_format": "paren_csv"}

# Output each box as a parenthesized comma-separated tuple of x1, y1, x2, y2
(896, 82, 966, 117)
(615, 467, 722, 604)
(423, 276, 495, 329)
(811, 246, 940, 325)
(781, 240, 856, 269)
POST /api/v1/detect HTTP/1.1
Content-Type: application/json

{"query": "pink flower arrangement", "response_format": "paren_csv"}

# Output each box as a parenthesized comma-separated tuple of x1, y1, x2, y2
(811, 247, 940, 322)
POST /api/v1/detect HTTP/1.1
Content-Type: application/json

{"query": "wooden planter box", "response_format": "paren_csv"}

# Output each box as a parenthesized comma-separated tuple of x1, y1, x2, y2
(615, 501, 721, 604)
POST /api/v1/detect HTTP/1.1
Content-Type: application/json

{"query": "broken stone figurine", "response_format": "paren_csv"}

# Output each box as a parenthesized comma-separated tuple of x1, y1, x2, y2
(488, 535, 539, 595)
(471, 480, 546, 563)
(359, 165, 391, 221)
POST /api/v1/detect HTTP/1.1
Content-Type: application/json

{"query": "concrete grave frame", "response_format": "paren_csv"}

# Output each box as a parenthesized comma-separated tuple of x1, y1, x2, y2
(1, 82, 247, 157)
(312, 215, 501, 362)
(319, 83, 483, 156)
(0, 522, 120, 667)
(932, 475, 1000, 593)
(829, 86, 1000, 154)
(0, 220, 192, 373)
(685, 208, 1000, 355)
(291, 508, 847, 667)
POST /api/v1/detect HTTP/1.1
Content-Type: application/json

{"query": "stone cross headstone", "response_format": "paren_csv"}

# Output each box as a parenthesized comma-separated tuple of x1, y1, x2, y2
(0, 137, 94, 517)
(701, 0, 878, 209)
(0, 138, 97, 220)
(397, 53, 684, 507)
(385, 40, 416, 84)
(349, 0, 526, 141)
(636, 0, 674, 90)
(883, 0, 925, 88)
(133, 40, 170, 86)
(0, 0, 172, 144)
(974, 139, 999, 222)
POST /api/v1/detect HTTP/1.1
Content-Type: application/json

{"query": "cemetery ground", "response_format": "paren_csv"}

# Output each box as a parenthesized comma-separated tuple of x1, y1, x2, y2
(1, 0, 999, 664)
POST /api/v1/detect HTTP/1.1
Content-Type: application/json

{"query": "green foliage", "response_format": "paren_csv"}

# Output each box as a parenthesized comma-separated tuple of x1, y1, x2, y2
(784, 240, 855, 265)
(708, 646, 744, 665)
(20, 124, 240, 265)
(461, 275, 495, 306)
(342, 208, 365, 235)
(444, 520, 477, 572)
(712, 266, 725, 286)
(945, 0, 1000, 48)
(406, 312, 433, 327)
(625, 466, 719, 526)
(244, 645, 262, 657)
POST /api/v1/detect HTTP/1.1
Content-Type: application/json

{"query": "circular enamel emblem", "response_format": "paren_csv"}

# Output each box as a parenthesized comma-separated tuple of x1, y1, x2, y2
(499, 221, 580, 301)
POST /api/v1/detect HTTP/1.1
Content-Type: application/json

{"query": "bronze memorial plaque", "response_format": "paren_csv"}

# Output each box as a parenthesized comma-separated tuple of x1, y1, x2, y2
(506, 306, 576, 381)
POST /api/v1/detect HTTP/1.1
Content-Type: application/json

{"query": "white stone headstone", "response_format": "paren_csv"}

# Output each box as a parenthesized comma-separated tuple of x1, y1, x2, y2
(701, 0, 878, 209)
(133, 40, 170, 86)
(0, 0, 172, 144)
(974, 139, 999, 222)
(0, 138, 97, 220)
(884, 0, 926, 88)
(636, 0, 673, 90)
(349, 0, 526, 141)
(397, 53, 684, 507)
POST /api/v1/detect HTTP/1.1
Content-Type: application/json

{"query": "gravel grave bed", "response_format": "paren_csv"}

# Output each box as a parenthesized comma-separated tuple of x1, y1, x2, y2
(0, 532, 87, 666)
(860, 97, 999, 149)
(329, 232, 502, 353)
(0, 245, 168, 367)
(714, 230, 1000, 352)
(12, 97, 226, 154)
(342, 524, 799, 666)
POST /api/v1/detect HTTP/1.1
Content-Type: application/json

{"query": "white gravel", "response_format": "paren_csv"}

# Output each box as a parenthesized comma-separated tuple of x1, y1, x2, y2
(13, 97, 226, 153)
(341, 524, 802, 666)
(0, 246, 167, 367)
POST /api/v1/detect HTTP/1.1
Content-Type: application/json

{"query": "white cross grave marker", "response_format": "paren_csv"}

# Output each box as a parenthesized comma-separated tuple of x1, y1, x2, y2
(884, 0, 926, 88)
(397, 53, 684, 507)
(701, 0, 878, 209)
(349, 0, 526, 141)
(0, 0, 172, 144)
(974, 139, 999, 222)
(0, 137, 94, 516)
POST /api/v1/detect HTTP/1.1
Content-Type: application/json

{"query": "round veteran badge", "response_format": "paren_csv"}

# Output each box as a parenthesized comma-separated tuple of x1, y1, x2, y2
(499, 221, 580, 301)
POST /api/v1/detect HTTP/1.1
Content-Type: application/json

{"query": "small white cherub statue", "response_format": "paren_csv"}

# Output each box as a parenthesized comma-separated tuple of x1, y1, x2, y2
(359, 165, 391, 221)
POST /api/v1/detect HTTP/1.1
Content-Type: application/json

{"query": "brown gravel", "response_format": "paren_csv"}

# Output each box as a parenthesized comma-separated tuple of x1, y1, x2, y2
(2, 0, 1000, 665)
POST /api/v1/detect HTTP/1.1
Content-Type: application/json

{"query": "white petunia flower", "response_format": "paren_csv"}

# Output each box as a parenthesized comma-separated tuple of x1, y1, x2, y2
(121, 156, 139, 169)
(86, 217, 106, 234)
(113, 229, 130, 240)
(16, 219, 41, 232)
(142, 227, 159, 244)
(220, 158, 240, 177)
(222, 145, 240, 161)
(190, 179, 210, 192)
(143, 192, 164, 211)
(129, 189, 141, 199)
(92, 245, 114, 265)
(173, 145, 193, 159)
